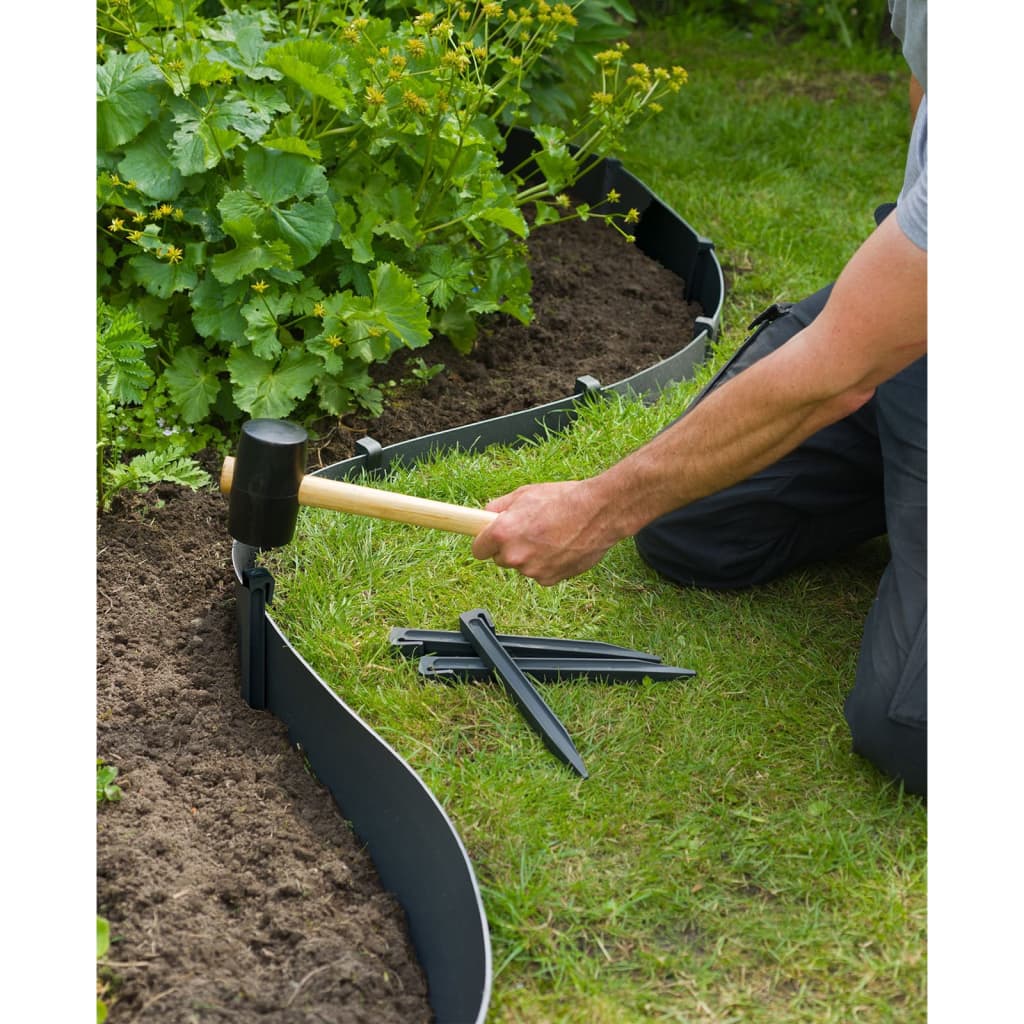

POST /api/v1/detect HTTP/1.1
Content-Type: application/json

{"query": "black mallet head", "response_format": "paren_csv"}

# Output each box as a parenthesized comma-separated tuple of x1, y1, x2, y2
(224, 419, 308, 550)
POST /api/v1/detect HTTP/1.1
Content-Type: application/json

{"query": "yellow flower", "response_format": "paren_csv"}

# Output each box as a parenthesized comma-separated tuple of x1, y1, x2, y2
(325, 334, 342, 348)
(366, 85, 386, 105)
(407, 38, 427, 58)
(107, 218, 124, 232)
(483, 2, 502, 16)
(442, 50, 470, 71)
(173, 208, 185, 220)
(108, 174, 123, 187)
(606, 189, 620, 204)
(556, 193, 570, 209)
(553, 3, 577, 25)
(251, 280, 269, 294)
(402, 89, 430, 115)
(312, 302, 326, 318)
(591, 91, 613, 107)
(163, 245, 184, 264)
(624, 208, 640, 225)
(132, 211, 147, 224)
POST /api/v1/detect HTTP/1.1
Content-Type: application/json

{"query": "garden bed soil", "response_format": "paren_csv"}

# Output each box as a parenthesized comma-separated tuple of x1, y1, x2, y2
(96, 216, 703, 1021)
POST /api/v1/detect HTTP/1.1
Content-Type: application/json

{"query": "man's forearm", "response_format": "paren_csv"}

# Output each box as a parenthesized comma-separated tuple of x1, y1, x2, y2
(589, 214, 928, 538)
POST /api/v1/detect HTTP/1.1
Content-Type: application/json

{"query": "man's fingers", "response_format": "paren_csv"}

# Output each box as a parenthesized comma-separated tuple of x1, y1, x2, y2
(470, 522, 500, 561)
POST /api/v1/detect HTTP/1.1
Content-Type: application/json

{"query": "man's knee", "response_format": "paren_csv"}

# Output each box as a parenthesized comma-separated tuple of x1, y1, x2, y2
(845, 692, 926, 797)
(844, 614, 927, 797)
(635, 501, 790, 590)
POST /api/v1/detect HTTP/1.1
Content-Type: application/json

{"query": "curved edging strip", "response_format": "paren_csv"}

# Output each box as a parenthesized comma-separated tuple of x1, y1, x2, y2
(230, 149, 724, 1023)
(231, 548, 492, 1023)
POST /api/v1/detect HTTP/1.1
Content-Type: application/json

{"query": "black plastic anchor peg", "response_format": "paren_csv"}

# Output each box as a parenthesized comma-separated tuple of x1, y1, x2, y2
(419, 655, 696, 685)
(388, 625, 662, 663)
(459, 609, 588, 779)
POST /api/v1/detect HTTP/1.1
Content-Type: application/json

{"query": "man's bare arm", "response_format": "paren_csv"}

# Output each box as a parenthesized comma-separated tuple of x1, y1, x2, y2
(471, 213, 927, 584)
(592, 211, 927, 534)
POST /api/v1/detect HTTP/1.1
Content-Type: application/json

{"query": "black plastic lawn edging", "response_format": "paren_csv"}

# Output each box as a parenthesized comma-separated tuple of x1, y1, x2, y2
(229, 144, 724, 1024)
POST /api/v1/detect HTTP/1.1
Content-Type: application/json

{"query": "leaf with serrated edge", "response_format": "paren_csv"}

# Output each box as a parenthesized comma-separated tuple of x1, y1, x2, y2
(191, 276, 247, 341)
(118, 123, 184, 201)
(242, 292, 291, 359)
(164, 348, 224, 423)
(210, 239, 293, 283)
(243, 147, 327, 204)
(97, 53, 163, 150)
(268, 196, 334, 266)
(228, 347, 319, 418)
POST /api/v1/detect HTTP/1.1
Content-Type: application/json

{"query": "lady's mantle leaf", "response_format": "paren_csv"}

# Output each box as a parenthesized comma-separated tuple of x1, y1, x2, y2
(241, 291, 292, 359)
(416, 247, 473, 310)
(264, 39, 353, 112)
(316, 363, 382, 418)
(202, 10, 281, 80)
(191, 276, 247, 341)
(342, 263, 430, 360)
(268, 196, 334, 266)
(477, 205, 529, 238)
(211, 238, 294, 283)
(243, 147, 328, 204)
(118, 122, 184, 201)
(170, 98, 272, 176)
(97, 53, 164, 150)
(228, 347, 320, 419)
(164, 348, 224, 424)
(125, 253, 199, 299)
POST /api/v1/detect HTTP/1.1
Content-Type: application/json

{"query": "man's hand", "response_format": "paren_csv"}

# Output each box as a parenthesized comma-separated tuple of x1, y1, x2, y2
(470, 479, 622, 586)
(471, 212, 926, 587)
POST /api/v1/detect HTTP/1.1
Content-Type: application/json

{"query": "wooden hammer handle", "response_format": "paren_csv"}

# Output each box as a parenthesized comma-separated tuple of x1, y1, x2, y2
(220, 457, 497, 537)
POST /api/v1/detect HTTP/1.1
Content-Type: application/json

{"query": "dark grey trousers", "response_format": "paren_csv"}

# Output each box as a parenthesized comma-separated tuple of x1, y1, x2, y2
(634, 283, 927, 797)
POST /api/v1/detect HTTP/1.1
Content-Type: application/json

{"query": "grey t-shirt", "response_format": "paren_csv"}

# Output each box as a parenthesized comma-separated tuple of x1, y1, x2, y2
(890, 0, 927, 251)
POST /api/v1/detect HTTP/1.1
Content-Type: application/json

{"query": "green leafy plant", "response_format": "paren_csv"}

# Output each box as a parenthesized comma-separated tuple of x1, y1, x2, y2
(97, 0, 687, 433)
(97, 299, 211, 510)
(96, 758, 124, 804)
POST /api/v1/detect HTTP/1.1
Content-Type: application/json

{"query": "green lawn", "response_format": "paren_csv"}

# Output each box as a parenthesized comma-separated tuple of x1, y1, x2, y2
(264, 17, 926, 1024)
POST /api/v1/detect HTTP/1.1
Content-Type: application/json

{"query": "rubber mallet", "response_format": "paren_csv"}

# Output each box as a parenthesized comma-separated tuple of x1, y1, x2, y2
(221, 418, 496, 549)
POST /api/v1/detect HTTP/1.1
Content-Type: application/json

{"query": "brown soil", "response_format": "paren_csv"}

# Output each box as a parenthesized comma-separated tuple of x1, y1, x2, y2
(96, 216, 703, 1021)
